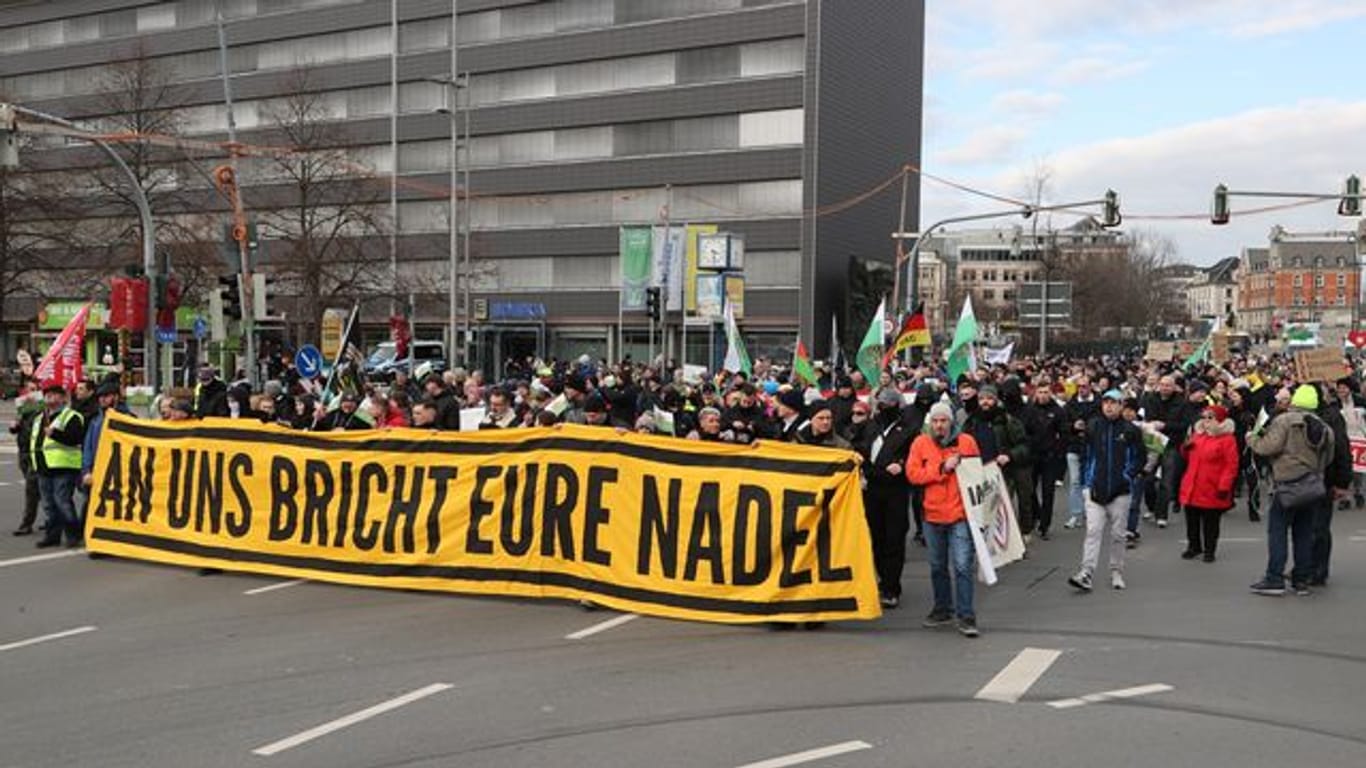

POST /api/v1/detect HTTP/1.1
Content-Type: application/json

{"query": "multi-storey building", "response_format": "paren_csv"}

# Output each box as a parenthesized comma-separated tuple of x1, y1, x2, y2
(1238, 227, 1359, 338)
(0, 0, 923, 379)
(1185, 256, 1239, 326)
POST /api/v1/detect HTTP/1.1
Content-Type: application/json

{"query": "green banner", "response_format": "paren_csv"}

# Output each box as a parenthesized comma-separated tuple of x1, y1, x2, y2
(620, 226, 653, 311)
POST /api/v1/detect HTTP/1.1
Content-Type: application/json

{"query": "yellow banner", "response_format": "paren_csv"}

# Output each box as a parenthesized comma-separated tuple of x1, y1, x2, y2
(86, 414, 880, 624)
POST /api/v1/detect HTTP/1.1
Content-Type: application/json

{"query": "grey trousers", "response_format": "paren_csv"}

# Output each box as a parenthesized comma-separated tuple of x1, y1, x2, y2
(1082, 492, 1130, 576)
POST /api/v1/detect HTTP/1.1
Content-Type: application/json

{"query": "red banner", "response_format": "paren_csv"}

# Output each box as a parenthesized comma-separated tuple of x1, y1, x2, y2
(34, 303, 91, 392)
(109, 277, 148, 331)
(389, 314, 411, 361)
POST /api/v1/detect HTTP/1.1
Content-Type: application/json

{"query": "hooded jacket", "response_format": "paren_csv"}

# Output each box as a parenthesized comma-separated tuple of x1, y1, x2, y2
(1250, 409, 1334, 483)
(906, 425, 981, 525)
(962, 404, 1031, 466)
(1082, 413, 1145, 505)
(1178, 416, 1239, 510)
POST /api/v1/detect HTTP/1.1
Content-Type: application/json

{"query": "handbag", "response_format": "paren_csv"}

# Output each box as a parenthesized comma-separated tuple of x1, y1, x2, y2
(1274, 472, 1326, 510)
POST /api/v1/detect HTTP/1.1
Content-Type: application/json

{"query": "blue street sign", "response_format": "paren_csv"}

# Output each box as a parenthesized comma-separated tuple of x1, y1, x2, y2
(193, 316, 208, 340)
(296, 344, 323, 379)
(156, 328, 177, 344)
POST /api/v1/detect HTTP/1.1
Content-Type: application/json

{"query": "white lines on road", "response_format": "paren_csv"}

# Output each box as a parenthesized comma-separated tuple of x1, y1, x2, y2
(0, 625, 97, 653)
(565, 613, 640, 640)
(251, 683, 454, 757)
(734, 740, 873, 768)
(0, 549, 84, 568)
(1349, 536, 1366, 543)
(975, 647, 1063, 703)
(243, 579, 308, 596)
(1047, 683, 1174, 710)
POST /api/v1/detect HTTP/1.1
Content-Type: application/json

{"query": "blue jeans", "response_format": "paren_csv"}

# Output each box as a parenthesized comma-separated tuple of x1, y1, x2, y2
(1264, 495, 1313, 587)
(925, 520, 975, 620)
(1066, 452, 1085, 524)
(38, 471, 81, 544)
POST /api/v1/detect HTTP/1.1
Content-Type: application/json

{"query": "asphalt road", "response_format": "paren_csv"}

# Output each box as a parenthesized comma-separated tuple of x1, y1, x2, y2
(2, 443, 1365, 768)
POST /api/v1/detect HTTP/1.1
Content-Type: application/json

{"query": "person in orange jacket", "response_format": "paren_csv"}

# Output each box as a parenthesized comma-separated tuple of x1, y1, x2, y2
(907, 400, 982, 638)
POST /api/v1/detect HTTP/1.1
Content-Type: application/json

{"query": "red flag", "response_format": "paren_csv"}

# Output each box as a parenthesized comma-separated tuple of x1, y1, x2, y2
(389, 314, 412, 360)
(34, 303, 92, 392)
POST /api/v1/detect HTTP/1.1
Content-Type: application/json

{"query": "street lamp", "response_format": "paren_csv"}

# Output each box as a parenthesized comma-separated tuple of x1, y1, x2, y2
(2, 102, 161, 394)
(426, 71, 472, 369)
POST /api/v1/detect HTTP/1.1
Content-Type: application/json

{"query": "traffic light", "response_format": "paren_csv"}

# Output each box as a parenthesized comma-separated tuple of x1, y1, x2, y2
(1101, 189, 1122, 228)
(1340, 175, 1361, 217)
(646, 287, 661, 322)
(218, 275, 242, 320)
(163, 274, 181, 312)
(252, 272, 277, 320)
(1211, 184, 1230, 225)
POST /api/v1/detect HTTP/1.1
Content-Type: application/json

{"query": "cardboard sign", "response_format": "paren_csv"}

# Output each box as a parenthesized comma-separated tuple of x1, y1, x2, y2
(955, 456, 1026, 585)
(1145, 341, 1175, 360)
(1176, 340, 1199, 360)
(1294, 347, 1348, 382)
(1352, 438, 1366, 474)
(1211, 333, 1230, 364)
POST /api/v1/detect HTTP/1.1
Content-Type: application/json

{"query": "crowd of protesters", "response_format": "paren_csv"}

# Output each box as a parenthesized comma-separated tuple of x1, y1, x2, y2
(9, 345, 1362, 637)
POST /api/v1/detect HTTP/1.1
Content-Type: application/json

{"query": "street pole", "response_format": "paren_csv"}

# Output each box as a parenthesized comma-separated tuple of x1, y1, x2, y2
(447, 0, 459, 365)
(389, 0, 399, 317)
(890, 167, 910, 319)
(214, 1, 256, 386)
(5, 104, 160, 394)
(461, 70, 472, 370)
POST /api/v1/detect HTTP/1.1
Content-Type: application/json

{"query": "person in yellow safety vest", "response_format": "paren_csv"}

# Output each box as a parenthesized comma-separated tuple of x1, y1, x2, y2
(31, 383, 86, 549)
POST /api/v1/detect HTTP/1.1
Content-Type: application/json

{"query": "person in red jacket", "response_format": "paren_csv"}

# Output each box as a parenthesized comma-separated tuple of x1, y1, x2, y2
(907, 400, 982, 638)
(1179, 404, 1240, 562)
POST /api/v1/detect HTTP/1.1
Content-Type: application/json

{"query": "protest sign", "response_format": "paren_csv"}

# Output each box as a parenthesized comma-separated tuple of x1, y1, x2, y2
(955, 456, 1025, 585)
(1294, 348, 1347, 382)
(1144, 341, 1175, 361)
(86, 414, 879, 624)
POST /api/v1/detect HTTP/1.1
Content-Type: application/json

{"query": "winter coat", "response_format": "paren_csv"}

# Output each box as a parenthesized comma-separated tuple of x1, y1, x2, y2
(1250, 409, 1334, 483)
(1082, 414, 1145, 505)
(962, 405, 1031, 466)
(1062, 395, 1099, 454)
(906, 430, 980, 525)
(1318, 401, 1354, 492)
(795, 424, 853, 451)
(1139, 391, 1194, 444)
(1021, 399, 1067, 462)
(1178, 417, 1239, 511)
(857, 411, 914, 486)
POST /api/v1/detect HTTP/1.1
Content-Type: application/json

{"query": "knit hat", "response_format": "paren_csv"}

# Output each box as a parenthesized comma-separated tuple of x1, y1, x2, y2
(928, 401, 955, 422)
(876, 387, 903, 407)
(777, 388, 805, 412)
(1203, 404, 1229, 422)
(978, 384, 998, 399)
(96, 381, 120, 397)
(1291, 384, 1319, 411)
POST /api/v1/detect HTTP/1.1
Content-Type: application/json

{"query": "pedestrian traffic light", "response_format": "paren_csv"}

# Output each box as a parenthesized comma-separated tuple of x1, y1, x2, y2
(646, 286, 661, 321)
(218, 275, 242, 320)
(252, 272, 278, 320)
(1211, 184, 1230, 225)
(1101, 189, 1122, 228)
(1340, 175, 1361, 217)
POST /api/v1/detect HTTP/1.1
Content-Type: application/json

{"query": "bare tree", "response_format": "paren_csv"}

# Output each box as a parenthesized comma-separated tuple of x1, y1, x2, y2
(257, 68, 391, 343)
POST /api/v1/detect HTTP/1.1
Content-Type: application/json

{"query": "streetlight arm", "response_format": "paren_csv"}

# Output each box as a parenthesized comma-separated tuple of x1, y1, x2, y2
(6, 102, 160, 394)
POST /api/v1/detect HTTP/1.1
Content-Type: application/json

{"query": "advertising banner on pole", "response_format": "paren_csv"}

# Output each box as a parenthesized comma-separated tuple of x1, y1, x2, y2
(620, 226, 653, 311)
(651, 225, 687, 312)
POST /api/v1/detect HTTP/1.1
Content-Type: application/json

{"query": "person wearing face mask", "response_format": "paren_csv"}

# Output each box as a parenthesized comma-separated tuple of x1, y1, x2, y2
(856, 388, 915, 608)
(962, 384, 1034, 536)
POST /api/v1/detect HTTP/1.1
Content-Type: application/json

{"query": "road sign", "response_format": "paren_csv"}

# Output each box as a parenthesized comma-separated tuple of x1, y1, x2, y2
(193, 316, 208, 340)
(1016, 281, 1073, 326)
(156, 328, 177, 344)
(295, 344, 323, 379)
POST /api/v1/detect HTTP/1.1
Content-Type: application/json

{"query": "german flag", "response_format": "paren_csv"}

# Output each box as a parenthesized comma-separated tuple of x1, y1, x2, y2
(883, 305, 931, 365)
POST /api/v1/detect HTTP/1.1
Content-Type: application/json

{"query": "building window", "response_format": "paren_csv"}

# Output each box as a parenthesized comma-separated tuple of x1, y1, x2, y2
(1294, 295, 1304, 306)
(1314, 256, 1324, 267)
(1292, 256, 1302, 267)
(1315, 274, 1325, 287)
(983, 289, 995, 301)
(1293, 274, 1303, 287)
(1338, 273, 1347, 287)
(1338, 295, 1348, 306)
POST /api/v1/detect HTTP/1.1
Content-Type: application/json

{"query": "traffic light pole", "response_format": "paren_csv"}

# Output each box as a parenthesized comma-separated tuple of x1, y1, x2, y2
(214, 2, 257, 387)
(3, 103, 160, 394)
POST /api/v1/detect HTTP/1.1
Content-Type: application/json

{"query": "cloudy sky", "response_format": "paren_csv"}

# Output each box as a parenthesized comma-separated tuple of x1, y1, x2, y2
(922, 0, 1366, 266)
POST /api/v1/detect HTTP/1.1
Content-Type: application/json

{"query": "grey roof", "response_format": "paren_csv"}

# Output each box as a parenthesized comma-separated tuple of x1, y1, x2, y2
(1204, 256, 1240, 283)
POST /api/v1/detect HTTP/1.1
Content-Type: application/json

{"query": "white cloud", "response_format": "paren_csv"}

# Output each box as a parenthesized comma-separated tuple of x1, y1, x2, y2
(936, 125, 1032, 167)
(1051, 56, 1150, 86)
(921, 100, 1366, 266)
(1230, 4, 1366, 37)
(990, 89, 1066, 117)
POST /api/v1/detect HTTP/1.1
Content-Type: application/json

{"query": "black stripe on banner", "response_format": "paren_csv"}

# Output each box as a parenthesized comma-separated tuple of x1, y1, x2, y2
(92, 529, 859, 616)
(106, 419, 855, 477)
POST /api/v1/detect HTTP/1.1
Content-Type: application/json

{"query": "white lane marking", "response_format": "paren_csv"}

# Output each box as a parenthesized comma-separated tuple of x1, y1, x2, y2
(565, 613, 640, 640)
(243, 579, 308, 596)
(1349, 536, 1366, 543)
(251, 683, 454, 756)
(0, 625, 97, 653)
(0, 481, 11, 486)
(975, 647, 1063, 703)
(734, 740, 874, 768)
(0, 549, 84, 568)
(1047, 683, 1174, 709)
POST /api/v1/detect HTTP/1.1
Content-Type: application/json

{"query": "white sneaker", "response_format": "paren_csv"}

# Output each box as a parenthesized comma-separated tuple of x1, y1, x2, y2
(1063, 519, 1080, 530)
(1156, 519, 1168, 529)
(1068, 569, 1093, 591)
(1111, 571, 1126, 590)
(1142, 511, 1155, 520)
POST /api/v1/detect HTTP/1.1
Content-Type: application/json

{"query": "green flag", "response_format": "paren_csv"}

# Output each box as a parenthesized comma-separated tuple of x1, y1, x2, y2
(856, 298, 886, 386)
(792, 336, 817, 386)
(722, 299, 751, 375)
(619, 226, 652, 310)
(946, 295, 979, 386)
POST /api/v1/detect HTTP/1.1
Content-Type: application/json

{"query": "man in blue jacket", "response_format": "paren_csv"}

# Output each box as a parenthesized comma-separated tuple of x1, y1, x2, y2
(1069, 389, 1146, 592)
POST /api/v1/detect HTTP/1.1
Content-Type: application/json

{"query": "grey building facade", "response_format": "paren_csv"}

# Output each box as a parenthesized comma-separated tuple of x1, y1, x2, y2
(1, 0, 922, 374)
